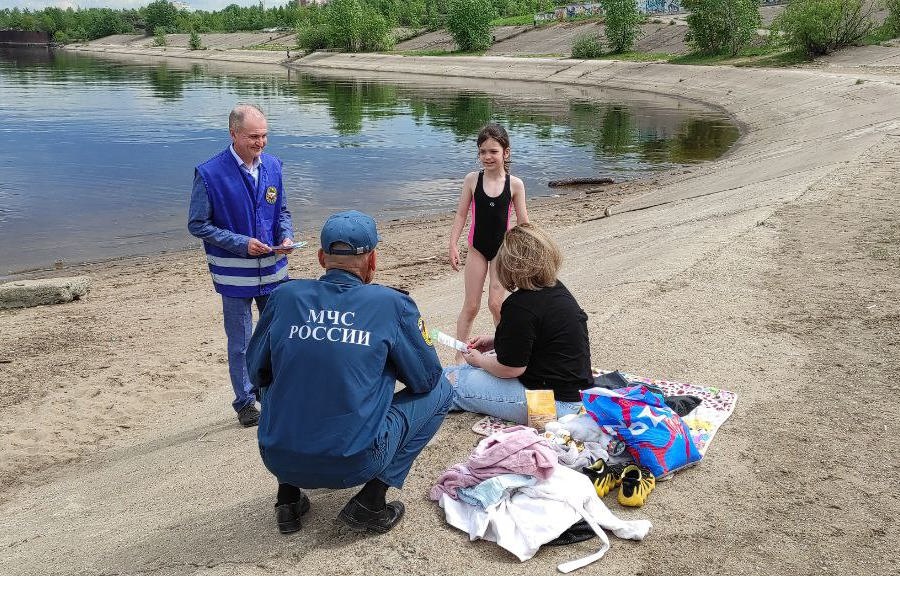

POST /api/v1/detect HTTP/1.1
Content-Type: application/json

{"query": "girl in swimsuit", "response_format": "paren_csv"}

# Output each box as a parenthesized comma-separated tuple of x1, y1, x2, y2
(448, 123, 529, 361)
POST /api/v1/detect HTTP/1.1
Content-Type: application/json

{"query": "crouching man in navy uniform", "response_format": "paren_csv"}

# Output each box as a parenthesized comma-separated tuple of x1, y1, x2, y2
(247, 210, 452, 534)
(188, 103, 296, 428)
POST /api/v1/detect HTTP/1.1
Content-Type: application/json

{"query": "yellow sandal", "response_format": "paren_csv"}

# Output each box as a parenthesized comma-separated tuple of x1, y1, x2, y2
(582, 459, 623, 498)
(618, 464, 656, 507)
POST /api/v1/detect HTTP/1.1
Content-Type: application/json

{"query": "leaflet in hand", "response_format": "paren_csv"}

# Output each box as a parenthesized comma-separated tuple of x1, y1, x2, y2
(430, 329, 468, 353)
(275, 241, 307, 250)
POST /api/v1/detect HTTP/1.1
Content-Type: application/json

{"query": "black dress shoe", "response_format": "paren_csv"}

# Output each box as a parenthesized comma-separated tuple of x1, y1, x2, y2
(338, 498, 405, 534)
(275, 492, 311, 535)
(237, 404, 260, 428)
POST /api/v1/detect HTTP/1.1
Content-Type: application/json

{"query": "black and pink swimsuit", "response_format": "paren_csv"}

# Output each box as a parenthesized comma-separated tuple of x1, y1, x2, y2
(467, 171, 513, 261)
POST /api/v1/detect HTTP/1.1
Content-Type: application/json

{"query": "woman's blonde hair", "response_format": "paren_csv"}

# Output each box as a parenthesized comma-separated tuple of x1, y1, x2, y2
(496, 223, 562, 292)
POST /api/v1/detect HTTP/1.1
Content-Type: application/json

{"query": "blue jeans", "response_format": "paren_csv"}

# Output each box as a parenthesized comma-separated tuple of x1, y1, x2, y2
(222, 294, 268, 412)
(443, 364, 582, 425)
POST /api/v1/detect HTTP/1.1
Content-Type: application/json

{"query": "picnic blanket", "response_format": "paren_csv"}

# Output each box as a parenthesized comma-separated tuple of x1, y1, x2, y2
(472, 371, 737, 459)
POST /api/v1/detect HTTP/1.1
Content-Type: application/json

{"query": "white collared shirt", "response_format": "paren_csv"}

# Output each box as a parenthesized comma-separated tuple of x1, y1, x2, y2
(229, 144, 261, 184)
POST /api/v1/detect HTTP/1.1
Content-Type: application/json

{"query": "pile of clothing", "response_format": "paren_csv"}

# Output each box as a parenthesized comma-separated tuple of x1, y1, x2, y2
(430, 426, 651, 573)
(433, 371, 738, 571)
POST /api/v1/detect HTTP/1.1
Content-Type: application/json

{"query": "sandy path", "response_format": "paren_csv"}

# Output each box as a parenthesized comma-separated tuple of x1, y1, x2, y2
(1, 50, 899, 574)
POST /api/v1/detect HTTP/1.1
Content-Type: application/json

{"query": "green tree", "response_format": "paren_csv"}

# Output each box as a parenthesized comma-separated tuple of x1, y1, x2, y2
(424, 0, 450, 29)
(887, 0, 900, 37)
(154, 26, 167, 46)
(601, 0, 641, 53)
(297, 23, 329, 50)
(53, 29, 72, 44)
(144, 0, 179, 35)
(83, 9, 129, 40)
(296, 4, 328, 49)
(370, 0, 401, 25)
(397, 0, 427, 27)
(446, 0, 497, 52)
(189, 30, 202, 50)
(774, 0, 876, 56)
(38, 8, 67, 34)
(325, 0, 393, 52)
(683, 0, 761, 56)
(571, 31, 603, 57)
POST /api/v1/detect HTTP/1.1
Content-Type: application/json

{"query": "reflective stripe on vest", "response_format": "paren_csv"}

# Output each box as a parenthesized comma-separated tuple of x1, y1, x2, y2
(210, 264, 288, 288)
(206, 254, 281, 269)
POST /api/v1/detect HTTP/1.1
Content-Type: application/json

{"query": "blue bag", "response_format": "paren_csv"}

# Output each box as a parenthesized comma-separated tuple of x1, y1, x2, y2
(581, 385, 702, 476)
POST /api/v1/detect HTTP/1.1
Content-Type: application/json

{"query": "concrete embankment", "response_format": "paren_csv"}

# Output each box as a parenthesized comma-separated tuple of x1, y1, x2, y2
(67, 32, 296, 65)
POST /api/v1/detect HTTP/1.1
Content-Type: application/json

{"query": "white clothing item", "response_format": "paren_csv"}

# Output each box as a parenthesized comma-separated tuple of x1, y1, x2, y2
(556, 413, 604, 442)
(555, 414, 629, 461)
(550, 440, 609, 469)
(439, 464, 651, 573)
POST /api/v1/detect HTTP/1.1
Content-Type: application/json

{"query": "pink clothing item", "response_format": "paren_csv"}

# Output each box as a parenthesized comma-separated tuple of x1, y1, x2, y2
(430, 426, 557, 501)
(468, 425, 557, 479)
(429, 465, 482, 500)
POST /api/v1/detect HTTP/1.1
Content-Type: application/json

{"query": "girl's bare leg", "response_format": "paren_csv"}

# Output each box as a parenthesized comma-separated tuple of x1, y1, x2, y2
(455, 247, 489, 362)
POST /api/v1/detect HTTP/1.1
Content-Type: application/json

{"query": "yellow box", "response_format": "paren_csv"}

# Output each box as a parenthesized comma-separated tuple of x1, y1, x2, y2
(525, 389, 556, 431)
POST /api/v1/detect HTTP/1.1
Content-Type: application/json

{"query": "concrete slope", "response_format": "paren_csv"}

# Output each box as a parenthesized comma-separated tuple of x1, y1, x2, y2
(89, 31, 297, 50)
(395, 25, 531, 52)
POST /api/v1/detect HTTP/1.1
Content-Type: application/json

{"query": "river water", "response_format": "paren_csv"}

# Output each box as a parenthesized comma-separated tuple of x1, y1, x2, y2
(0, 47, 739, 276)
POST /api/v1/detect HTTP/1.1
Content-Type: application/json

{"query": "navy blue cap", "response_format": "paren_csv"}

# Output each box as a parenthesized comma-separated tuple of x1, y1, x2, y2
(320, 210, 381, 255)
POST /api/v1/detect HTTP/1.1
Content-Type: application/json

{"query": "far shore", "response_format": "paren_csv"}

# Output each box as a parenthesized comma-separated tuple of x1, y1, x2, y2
(1, 45, 899, 575)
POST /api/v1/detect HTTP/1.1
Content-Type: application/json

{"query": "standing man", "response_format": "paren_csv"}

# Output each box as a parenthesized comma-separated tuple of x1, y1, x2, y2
(188, 103, 295, 428)
(247, 210, 452, 534)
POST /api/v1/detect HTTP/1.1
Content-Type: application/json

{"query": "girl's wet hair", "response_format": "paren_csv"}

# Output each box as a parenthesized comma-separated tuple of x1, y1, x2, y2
(477, 123, 511, 171)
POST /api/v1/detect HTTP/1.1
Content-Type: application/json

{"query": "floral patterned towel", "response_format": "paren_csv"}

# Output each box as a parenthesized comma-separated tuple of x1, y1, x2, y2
(595, 370, 738, 457)
(472, 415, 519, 437)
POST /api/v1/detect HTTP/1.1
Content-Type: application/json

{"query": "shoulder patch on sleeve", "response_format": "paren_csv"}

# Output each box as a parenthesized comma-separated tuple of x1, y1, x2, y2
(418, 317, 434, 346)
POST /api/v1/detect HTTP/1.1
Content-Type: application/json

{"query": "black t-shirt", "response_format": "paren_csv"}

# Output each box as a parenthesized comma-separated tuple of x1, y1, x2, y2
(494, 281, 593, 403)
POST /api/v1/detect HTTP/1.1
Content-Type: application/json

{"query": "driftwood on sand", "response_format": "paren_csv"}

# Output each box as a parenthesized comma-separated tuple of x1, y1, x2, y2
(548, 177, 614, 187)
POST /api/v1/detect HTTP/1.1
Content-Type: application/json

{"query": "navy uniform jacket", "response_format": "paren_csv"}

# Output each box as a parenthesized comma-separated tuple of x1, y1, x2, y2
(247, 268, 442, 488)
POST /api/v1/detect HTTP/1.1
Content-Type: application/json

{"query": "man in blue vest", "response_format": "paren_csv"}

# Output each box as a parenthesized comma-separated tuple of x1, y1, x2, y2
(247, 210, 452, 534)
(188, 103, 295, 428)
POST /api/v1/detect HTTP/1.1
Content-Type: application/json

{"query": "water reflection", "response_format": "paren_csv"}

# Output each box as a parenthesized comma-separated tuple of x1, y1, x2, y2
(147, 65, 188, 100)
(0, 49, 738, 274)
(1, 52, 737, 164)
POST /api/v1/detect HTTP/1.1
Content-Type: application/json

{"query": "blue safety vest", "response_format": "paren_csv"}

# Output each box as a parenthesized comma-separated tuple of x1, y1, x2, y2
(195, 148, 288, 298)
(247, 269, 443, 489)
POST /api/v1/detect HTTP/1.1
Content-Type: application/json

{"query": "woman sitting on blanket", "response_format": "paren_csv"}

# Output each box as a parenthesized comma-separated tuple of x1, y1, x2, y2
(443, 223, 594, 424)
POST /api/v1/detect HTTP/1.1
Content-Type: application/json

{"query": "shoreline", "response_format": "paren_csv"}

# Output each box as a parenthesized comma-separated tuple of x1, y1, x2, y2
(2, 48, 899, 574)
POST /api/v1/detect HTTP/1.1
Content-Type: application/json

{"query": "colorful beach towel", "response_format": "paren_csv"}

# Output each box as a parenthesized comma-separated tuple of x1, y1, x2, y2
(594, 370, 738, 457)
(472, 415, 518, 437)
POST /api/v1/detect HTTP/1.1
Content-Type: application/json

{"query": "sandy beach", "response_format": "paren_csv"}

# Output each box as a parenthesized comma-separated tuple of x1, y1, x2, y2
(1, 45, 899, 575)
